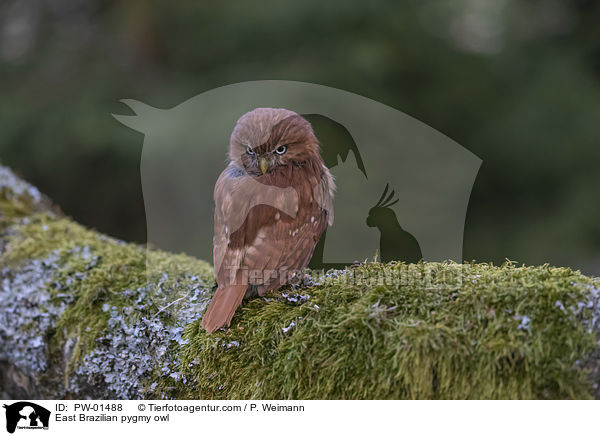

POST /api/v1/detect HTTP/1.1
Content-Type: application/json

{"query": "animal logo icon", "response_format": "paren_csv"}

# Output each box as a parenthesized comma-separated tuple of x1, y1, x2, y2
(3, 402, 50, 434)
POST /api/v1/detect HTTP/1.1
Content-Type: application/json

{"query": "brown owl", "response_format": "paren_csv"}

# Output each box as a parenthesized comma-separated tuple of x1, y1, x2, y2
(201, 108, 335, 333)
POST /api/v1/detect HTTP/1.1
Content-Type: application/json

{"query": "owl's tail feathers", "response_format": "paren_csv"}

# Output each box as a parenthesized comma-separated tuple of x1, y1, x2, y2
(201, 284, 247, 333)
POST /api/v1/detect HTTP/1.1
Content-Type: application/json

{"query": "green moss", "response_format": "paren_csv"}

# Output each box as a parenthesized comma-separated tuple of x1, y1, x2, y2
(2, 166, 600, 399)
(0, 166, 54, 236)
(3, 205, 600, 399)
(2, 211, 213, 375)
(162, 261, 599, 400)
(0, 188, 35, 220)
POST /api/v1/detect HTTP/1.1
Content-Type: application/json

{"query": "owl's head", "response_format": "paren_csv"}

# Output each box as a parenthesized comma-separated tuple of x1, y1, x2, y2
(229, 108, 320, 176)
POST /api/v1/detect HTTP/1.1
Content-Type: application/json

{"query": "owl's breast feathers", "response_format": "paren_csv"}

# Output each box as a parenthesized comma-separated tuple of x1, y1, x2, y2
(201, 157, 334, 333)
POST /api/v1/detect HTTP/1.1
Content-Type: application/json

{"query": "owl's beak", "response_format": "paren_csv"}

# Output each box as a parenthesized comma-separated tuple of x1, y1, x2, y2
(259, 157, 269, 175)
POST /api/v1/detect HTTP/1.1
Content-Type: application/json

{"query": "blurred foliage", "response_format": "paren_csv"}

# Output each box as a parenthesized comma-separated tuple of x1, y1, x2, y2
(0, 0, 599, 272)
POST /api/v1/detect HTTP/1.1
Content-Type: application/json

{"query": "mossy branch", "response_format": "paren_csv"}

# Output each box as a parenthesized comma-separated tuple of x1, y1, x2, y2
(1, 165, 599, 399)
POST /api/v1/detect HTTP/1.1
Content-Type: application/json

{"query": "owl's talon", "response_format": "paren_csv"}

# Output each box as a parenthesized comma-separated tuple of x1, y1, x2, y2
(243, 284, 260, 300)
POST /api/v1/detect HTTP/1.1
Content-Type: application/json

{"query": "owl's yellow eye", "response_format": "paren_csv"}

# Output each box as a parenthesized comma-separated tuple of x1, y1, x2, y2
(246, 146, 255, 156)
(274, 145, 287, 155)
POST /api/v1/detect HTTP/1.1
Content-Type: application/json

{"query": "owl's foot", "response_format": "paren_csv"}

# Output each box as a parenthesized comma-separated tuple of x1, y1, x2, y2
(243, 284, 259, 300)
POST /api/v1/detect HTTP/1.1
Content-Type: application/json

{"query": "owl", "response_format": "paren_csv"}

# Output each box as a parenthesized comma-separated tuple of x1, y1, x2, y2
(201, 108, 335, 333)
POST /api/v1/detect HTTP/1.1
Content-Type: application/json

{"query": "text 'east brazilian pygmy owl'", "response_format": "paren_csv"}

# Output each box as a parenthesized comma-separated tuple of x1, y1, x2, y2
(201, 108, 335, 333)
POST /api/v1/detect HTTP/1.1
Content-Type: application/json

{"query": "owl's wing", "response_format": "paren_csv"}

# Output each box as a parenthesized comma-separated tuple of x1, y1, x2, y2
(313, 163, 335, 226)
(203, 164, 332, 333)
(204, 165, 302, 333)
(241, 207, 328, 294)
(236, 168, 331, 293)
(212, 164, 300, 279)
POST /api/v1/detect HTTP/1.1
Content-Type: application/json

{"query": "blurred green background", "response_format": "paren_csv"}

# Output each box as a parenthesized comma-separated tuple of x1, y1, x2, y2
(1, 0, 599, 274)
